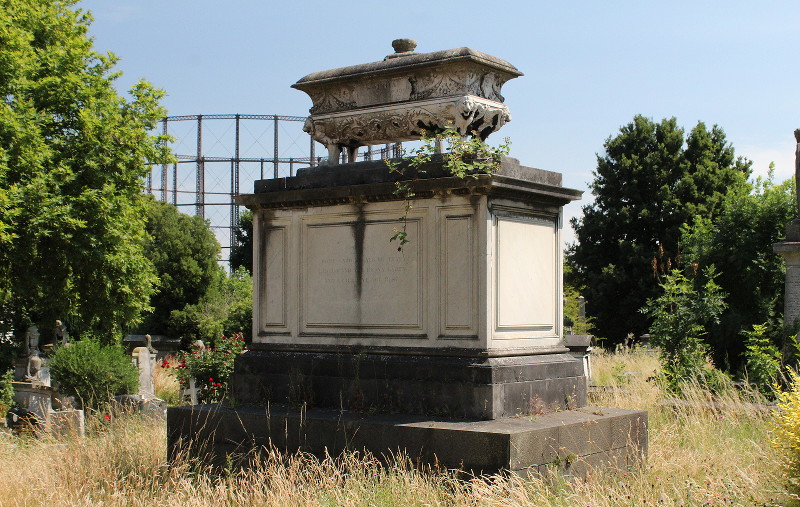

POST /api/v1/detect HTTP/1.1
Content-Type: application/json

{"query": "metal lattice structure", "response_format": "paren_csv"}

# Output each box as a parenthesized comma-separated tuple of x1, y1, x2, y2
(145, 114, 402, 267)
(145, 114, 315, 265)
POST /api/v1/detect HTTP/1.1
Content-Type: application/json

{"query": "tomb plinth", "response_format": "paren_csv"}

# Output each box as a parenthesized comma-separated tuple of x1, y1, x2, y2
(233, 155, 588, 418)
(168, 43, 647, 476)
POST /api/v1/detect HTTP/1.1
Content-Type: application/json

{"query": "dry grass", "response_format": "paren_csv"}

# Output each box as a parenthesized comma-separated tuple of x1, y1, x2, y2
(154, 355, 180, 404)
(0, 347, 791, 506)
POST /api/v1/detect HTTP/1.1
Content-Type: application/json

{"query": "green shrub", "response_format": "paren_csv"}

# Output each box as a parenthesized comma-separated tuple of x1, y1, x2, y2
(170, 333, 246, 403)
(742, 322, 782, 397)
(640, 266, 727, 393)
(49, 337, 138, 409)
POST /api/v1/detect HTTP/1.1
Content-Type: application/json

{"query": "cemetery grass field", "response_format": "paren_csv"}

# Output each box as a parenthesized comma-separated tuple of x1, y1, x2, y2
(0, 348, 790, 506)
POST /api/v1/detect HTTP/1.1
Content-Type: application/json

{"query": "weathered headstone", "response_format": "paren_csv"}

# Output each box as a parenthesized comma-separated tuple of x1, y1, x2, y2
(121, 335, 167, 418)
(131, 338, 156, 399)
(168, 41, 647, 477)
(773, 129, 800, 327)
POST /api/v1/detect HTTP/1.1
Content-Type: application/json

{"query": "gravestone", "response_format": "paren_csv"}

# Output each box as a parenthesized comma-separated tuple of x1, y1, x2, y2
(168, 41, 647, 476)
(131, 336, 156, 399)
(122, 335, 166, 418)
(774, 129, 800, 326)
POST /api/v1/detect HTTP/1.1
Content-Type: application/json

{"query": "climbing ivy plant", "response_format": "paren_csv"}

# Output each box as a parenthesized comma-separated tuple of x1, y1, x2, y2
(384, 126, 510, 247)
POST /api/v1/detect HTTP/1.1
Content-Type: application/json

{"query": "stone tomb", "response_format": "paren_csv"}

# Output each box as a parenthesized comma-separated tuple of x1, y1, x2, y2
(232, 157, 591, 419)
(167, 43, 647, 476)
(11, 382, 85, 437)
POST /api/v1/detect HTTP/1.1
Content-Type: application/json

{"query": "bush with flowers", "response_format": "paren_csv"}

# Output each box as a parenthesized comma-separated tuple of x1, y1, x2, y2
(168, 332, 246, 403)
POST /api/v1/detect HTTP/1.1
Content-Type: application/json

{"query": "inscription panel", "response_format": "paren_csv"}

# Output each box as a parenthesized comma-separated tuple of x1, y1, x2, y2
(495, 215, 556, 331)
(302, 218, 423, 329)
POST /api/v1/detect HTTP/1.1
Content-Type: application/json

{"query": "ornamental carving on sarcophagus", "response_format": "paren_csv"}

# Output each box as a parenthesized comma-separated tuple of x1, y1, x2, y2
(409, 68, 508, 103)
(304, 96, 512, 148)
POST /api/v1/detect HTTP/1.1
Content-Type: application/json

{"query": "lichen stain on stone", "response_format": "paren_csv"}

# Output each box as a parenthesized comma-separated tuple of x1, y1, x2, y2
(351, 204, 367, 299)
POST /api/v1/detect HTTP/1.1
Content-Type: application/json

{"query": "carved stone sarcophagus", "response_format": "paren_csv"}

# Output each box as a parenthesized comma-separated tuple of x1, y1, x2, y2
(292, 40, 522, 164)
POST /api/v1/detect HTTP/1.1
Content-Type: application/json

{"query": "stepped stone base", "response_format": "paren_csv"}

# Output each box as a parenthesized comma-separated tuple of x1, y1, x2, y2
(233, 348, 587, 420)
(167, 404, 647, 477)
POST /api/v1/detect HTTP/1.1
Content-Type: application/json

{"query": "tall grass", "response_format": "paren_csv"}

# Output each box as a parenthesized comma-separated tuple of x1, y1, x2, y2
(0, 347, 790, 506)
(154, 355, 180, 405)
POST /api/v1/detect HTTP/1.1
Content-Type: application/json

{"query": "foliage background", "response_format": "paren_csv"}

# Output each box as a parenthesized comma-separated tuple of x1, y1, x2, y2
(138, 198, 220, 339)
(0, 0, 172, 342)
(568, 115, 751, 345)
(681, 172, 796, 371)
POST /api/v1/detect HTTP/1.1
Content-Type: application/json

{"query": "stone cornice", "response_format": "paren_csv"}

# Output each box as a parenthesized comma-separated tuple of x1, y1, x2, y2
(236, 157, 582, 210)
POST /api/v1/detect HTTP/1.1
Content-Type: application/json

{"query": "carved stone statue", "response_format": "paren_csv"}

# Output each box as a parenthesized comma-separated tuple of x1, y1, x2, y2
(145, 334, 157, 354)
(25, 350, 42, 381)
(54, 320, 69, 347)
(24, 325, 39, 357)
(785, 129, 800, 241)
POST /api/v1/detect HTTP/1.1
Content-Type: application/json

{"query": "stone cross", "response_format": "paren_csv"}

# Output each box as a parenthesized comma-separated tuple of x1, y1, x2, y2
(180, 377, 200, 405)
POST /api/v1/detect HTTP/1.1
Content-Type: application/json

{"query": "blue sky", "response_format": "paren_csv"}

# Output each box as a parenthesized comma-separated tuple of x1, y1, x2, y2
(78, 0, 799, 244)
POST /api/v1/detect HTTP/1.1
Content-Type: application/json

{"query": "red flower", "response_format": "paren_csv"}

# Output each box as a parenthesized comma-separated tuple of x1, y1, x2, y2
(104, 414, 111, 421)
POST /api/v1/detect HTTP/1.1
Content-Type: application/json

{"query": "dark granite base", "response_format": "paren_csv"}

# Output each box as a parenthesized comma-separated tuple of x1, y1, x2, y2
(167, 404, 647, 477)
(232, 349, 587, 420)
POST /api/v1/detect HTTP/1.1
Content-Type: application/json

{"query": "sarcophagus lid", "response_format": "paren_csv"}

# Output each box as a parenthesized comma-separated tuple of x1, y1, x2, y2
(292, 40, 523, 162)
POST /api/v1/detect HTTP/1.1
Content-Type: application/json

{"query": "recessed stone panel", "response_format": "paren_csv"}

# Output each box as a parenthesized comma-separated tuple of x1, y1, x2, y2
(259, 225, 287, 331)
(495, 213, 557, 333)
(441, 213, 475, 334)
(301, 217, 423, 331)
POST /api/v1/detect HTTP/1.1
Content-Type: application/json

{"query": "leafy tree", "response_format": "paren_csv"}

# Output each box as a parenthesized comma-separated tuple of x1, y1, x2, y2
(139, 198, 221, 336)
(0, 0, 171, 342)
(230, 209, 253, 274)
(568, 115, 750, 343)
(681, 171, 796, 370)
(169, 267, 253, 343)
